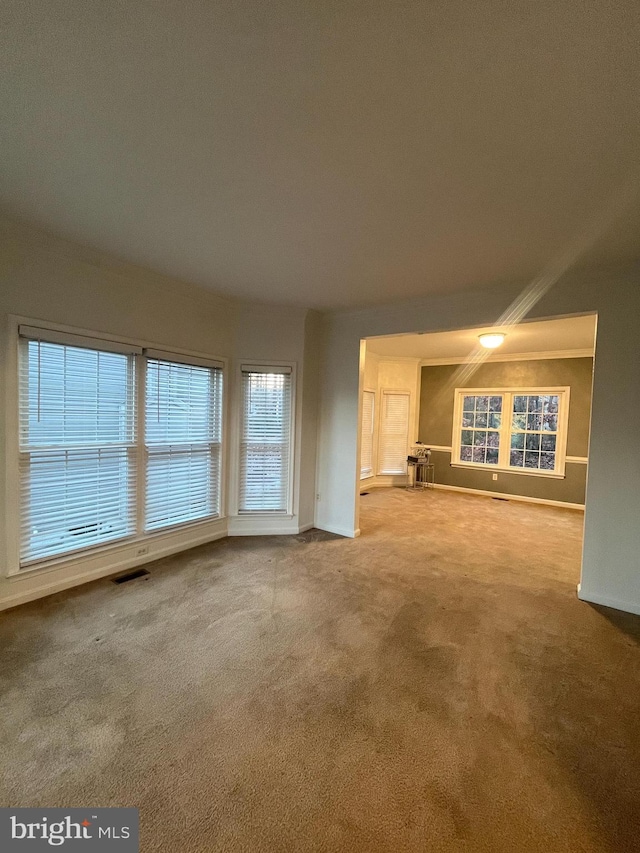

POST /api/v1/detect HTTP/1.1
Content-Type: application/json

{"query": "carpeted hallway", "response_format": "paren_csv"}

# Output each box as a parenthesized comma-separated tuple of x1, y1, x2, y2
(2, 489, 640, 852)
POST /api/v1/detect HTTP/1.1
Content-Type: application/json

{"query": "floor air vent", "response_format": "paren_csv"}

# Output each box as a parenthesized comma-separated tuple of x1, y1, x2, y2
(492, 497, 509, 501)
(112, 568, 150, 584)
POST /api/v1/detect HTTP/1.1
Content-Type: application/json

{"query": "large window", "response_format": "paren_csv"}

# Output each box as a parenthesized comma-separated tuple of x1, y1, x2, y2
(18, 326, 224, 567)
(360, 390, 375, 480)
(452, 387, 569, 476)
(378, 391, 410, 475)
(239, 366, 292, 513)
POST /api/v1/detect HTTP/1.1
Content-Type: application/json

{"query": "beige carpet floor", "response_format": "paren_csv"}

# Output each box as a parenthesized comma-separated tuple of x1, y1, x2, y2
(2, 489, 640, 852)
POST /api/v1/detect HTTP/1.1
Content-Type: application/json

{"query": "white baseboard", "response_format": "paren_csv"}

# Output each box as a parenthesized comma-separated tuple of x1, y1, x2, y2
(0, 518, 228, 612)
(432, 482, 585, 511)
(360, 474, 408, 493)
(227, 515, 308, 537)
(576, 584, 640, 617)
(315, 523, 360, 538)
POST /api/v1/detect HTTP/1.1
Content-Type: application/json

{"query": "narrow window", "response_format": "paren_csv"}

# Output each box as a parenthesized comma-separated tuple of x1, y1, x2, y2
(378, 391, 410, 475)
(360, 390, 375, 479)
(239, 366, 292, 513)
(144, 356, 223, 531)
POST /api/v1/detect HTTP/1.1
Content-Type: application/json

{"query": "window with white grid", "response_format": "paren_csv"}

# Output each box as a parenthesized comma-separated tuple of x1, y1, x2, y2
(360, 391, 375, 479)
(509, 394, 560, 471)
(239, 366, 293, 513)
(144, 356, 223, 531)
(453, 387, 569, 476)
(459, 394, 502, 465)
(18, 330, 138, 564)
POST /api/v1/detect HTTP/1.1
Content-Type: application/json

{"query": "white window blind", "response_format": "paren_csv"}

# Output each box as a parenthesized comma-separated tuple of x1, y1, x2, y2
(18, 335, 137, 564)
(239, 367, 292, 513)
(360, 391, 375, 479)
(378, 391, 410, 475)
(145, 357, 223, 531)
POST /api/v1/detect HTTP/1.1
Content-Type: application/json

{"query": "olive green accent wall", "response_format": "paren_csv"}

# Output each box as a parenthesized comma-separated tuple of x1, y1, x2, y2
(419, 358, 593, 504)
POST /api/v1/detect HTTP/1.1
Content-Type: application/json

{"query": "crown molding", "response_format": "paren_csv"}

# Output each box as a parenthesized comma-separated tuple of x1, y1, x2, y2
(419, 348, 593, 367)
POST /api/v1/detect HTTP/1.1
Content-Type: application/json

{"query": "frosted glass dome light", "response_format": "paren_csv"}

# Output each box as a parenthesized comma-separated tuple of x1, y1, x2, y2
(478, 333, 506, 349)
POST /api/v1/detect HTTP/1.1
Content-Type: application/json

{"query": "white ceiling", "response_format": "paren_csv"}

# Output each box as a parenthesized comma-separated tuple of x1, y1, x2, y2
(2, 2, 640, 310)
(366, 315, 597, 360)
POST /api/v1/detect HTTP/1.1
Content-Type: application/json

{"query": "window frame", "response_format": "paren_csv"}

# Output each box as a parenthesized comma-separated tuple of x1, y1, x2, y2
(7, 317, 228, 576)
(142, 352, 224, 534)
(234, 360, 297, 517)
(451, 386, 570, 478)
(360, 389, 376, 480)
(377, 389, 411, 476)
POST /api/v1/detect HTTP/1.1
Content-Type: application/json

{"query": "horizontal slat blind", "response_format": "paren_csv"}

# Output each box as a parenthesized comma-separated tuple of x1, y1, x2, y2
(378, 391, 410, 475)
(145, 358, 223, 531)
(239, 368, 292, 513)
(19, 338, 136, 563)
(360, 391, 375, 479)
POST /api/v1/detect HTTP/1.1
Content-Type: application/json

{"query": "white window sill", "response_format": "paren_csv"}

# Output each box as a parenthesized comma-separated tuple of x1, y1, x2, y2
(450, 462, 565, 479)
(235, 512, 293, 518)
(10, 515, 225, 578)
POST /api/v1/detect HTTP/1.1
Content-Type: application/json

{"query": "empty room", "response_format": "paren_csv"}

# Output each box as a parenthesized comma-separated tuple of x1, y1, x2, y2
(2, 2, 640, 852)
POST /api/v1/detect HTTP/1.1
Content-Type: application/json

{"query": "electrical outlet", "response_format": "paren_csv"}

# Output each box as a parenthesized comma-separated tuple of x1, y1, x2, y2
(492, 473, 498, 481)
(316, 493, 321, 501)
(136, 545, 149, 557)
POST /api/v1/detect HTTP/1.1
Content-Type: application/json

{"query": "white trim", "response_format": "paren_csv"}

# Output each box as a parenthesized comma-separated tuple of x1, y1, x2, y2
(0, 517, 228, 611)
(449, 462, 565, 479)
(19, 325, 142, 355)
(419, 349, 593, 367)
(315, 523, 361, 538)
(577, 584, 640, 617)
(377, 388, 412, 476)
(360, 388, 376, 480)
(240, 363, 292, 374)
(432, 482, 584, 510)
(228, 514, 305, 536)
(451, 386, 570, 478)
(360, 474, 408, 491)
(425, 446, 588, 465)
(11, 314, 229, 367)
(144, 348, 224, 370)
(232, 360, 297, 517)
(6, 314, 229, 576)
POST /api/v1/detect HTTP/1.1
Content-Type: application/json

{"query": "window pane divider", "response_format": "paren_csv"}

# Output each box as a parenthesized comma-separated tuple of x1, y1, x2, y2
(452, 386, 570, 476)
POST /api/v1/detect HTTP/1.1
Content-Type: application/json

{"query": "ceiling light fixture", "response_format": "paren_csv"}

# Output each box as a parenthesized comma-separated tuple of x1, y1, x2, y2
(478, 333, 506, 349)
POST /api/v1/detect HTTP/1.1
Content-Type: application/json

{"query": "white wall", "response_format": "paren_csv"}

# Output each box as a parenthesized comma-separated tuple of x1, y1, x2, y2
(315, 266, 640, 616)
(0, 217, 317, 608)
